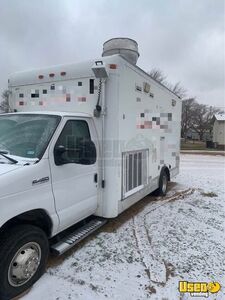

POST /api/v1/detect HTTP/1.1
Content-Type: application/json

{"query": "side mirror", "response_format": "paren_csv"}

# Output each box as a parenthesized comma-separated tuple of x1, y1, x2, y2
(54, 145, 67, 166)
(55, 145, 67, 154)
(54, 141, 97, 166)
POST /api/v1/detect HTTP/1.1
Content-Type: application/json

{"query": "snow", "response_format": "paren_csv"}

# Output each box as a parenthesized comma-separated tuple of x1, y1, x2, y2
(21, 154, 225, 300)
(214, 113, 225, 121)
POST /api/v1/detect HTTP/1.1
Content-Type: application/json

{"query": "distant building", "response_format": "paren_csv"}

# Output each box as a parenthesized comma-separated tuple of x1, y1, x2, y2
(186, 129, 211, 141)
(213, 114, 225, 149)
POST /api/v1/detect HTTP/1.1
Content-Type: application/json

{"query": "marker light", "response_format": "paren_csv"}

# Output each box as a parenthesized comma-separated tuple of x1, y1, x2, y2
(109, 64, 117, 69)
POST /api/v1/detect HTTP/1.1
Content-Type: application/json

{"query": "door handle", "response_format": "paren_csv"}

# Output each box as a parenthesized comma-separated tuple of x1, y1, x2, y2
(94, 173, 98, 183)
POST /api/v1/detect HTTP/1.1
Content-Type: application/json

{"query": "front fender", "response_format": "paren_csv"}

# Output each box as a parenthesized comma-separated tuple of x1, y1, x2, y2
(0, 159, 59, 235)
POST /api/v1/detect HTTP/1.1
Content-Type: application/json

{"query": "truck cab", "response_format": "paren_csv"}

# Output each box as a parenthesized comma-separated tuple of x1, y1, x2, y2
(0, 112, 100, 234)
(0, 111, 103, 300)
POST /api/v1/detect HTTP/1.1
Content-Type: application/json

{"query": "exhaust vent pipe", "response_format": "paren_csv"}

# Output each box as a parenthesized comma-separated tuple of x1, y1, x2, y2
(102, 37, 139, 65)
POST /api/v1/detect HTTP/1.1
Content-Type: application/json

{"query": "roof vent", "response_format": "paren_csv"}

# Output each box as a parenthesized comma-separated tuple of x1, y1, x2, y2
(102, 37, 139, 65)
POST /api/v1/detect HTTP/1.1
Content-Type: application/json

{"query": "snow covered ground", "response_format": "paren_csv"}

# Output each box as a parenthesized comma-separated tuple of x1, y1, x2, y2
(21, 154, 225, 300)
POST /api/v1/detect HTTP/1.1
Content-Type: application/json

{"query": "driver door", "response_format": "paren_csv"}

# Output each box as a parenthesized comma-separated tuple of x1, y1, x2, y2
(49, 117, 98, 232)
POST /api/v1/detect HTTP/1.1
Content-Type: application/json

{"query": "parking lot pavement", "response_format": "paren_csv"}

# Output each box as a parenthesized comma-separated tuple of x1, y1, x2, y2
(21, 154, 225, 300)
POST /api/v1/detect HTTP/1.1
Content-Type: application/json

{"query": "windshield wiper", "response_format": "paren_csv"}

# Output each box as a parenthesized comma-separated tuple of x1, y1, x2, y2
(0, 150, 18, 164)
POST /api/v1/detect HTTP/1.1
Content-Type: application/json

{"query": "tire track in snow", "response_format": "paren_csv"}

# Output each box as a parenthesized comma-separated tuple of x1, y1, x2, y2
(132, 188, 195, 285)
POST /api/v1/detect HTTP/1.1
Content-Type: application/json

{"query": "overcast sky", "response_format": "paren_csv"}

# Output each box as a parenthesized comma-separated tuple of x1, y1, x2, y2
(0, 0, 224, 107)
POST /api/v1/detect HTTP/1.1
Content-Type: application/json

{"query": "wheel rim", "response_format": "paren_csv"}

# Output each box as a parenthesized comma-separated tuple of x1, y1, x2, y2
(162, 175, 168, 194)
(8, 242, 41, 287)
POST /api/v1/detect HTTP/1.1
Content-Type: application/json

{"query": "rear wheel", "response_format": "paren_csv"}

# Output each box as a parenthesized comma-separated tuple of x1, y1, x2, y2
(0, 225, 49, 300)
(155, 170, 169, 196)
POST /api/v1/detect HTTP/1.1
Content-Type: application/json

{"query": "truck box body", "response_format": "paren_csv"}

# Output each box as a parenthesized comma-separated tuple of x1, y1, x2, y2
(8, 54, 181, 219)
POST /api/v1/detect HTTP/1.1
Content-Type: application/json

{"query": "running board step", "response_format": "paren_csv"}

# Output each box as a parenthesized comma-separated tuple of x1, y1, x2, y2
(51, 218, 107, 256)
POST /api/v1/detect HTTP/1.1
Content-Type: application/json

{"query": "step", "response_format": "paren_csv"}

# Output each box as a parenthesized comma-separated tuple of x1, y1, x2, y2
(51, 217, 107, 255)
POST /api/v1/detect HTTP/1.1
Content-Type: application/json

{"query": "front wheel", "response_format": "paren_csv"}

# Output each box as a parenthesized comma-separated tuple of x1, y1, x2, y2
(0, 225, 49, 300)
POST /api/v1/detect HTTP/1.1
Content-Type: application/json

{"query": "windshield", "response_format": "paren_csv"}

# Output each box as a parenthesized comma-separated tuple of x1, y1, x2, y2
(0, 114, 61, 159)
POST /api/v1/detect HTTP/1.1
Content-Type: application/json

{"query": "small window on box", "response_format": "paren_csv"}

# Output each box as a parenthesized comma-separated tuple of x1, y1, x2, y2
(50, 84, 55, 90)
(78, 81, 82, 86)
(19, 93, 24, 98)
(43, 89, 47, 94)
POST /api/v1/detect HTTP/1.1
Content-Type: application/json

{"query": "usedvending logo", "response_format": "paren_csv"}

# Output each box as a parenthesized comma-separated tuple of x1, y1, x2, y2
(179, 281, 221, 297)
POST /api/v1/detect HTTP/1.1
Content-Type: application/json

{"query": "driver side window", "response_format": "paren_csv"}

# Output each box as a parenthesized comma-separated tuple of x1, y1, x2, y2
(55, 120, 91, 164)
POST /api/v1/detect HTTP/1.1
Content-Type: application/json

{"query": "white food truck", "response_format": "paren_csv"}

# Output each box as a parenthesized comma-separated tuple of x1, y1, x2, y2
(0, 38, 181, 299)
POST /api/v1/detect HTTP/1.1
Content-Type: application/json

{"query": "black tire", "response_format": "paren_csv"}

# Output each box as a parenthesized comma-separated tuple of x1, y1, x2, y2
(154, 170, 169, 196)
(0, 224, 49, 300)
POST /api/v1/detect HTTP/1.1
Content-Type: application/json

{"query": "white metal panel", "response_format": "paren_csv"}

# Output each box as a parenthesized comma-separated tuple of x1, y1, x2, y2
(98, 59, 121, 218)
(0, 159, 59, 235)
(8, 60, 96, 87)
(118, 59, 181, 180)
(97, 55, 181, 217)
(48, 116, 99, 232)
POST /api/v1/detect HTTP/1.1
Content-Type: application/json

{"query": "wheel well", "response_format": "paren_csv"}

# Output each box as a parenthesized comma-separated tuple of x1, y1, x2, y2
(161, 166, 170, 181)
(0, 209, 53, 238)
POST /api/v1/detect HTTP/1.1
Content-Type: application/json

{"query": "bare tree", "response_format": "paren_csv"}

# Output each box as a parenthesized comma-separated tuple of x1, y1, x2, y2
(170, 82, 187, 99)
(149, 68, 167, 85)
(181, 98, 196, 141)
(191, 103, 223, 141)
(0, 90, 11, 113)
(149, 68, 186, 98)
(149, 69, 223, 141)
